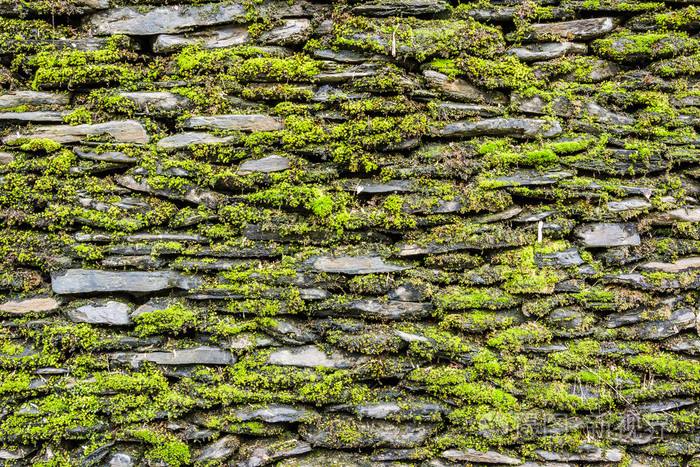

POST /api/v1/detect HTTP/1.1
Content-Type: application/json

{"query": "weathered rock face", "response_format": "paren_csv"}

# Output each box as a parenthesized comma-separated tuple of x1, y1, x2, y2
(86, 3, 248, 36)
(2, 0, 700, 465)
(51, 269, 199, 294)
(2, 121, 149, 144)
(66, 300, 132, 325)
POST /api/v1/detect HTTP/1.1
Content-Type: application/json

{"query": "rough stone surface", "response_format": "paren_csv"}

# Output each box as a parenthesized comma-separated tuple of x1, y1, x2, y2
(51, 269, 199, 294)
(184, 114, 283, 132)
(86, 3, 247, 35)
(574, 223, 641, 247)
(312, 256, 409, 274)
(66, 300, 132, 325)
(2, 1, 700, 465)
(0, 297, 59, 314)
(3, 120, 149, 144)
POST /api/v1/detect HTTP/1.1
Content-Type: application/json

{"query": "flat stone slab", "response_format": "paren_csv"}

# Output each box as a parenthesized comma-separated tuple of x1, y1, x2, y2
(238, 155, 290, 174)
(234, 404, 316, 423)
(0, 91, 69, 108)
(442, 448, 521, 465)
(300, 417, 434, 449)
(51, 269, 200, 294)
(351, 0, 448, 16)
(66, 300, 132, 325)
(260, 18, 312, 46)
(640, 257, 700, 273)
(0, 111, 67, 122)
(523, 17, 615, 41)
(153, 25, 250, 53)
(157, 132, 239, 149)
(0, 297, 60, 314)
(312, 256, 409, 274)
(118, 92, 191, 113)
(267, 345, 364, 368)
(3, 120, 149, 144)
(574, 223, 640, 248)
(508, 41, 587, 62)
(86, 3, 247, 35)
(184, 114, 283, 132)
(440, 118, 562, 139)
(113, 346, 236, 368)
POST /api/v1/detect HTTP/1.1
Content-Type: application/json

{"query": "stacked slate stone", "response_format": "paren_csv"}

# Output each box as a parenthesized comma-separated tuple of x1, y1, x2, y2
(5, 0, 700, 465)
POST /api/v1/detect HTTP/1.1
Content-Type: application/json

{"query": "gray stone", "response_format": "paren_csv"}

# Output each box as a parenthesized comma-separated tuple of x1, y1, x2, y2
(113, 346, 236, 368)
(184, 114, 283, 132)
(350, 179, 413, 194)
(351, 0, 448, 16)
(607, 197, 652, 212)
(508, 42, 587, 62)
(157, 132, 239, 149)
(66, 300, 132, 325)
(74, 148, 137, 164)
(343, 300, 432, 320)
(440, 118, 562, 139)
(51, 269, 200, 294)
(442, 448, 521, 465)
(0, 297, 59, 314)
(637, 398, 696, 413)
(351, 401, 446, 420)
(239, 439, 311, 467)
(260, 19, 312, 46)
(423, 70, 506, 104)
(118, 92, 191, 113)
(235, 404, 315, 423)
(108, 453, 134, 467)
(574, 223, 640, 248)
(640, 257, 700, 272)
(301, 417, 433, 449)
(3, 120, 149, 144)
(238, 155, 290, 174)
(536, 248, 584, 268)
(267, 345, 364, 368)
(0, 91, 69, 109)
(0, 111, 67, 122)
(655, 207, 700, 223)
(535, 446, 623, 462)
(523, 17, 615, 41)
(493, 170, 573, 187)
(312, 256, 409, 274)
(116, 174, 221, 208)
(86, 3, 247, 35)
(637, 308, 696, 340)
(0, 447, 32, 461)
(584, 102, 635, 126)
(153, 25, 250, 53)
(194, 436, 239, 463)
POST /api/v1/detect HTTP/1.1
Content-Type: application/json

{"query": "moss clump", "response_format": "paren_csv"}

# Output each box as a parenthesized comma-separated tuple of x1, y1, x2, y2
(26, 36, 146, 90)
(133, 303, 199, 337)
(458, 55, 540, 90)
(132, 429, 191, 467)
(628, 353, 700, 380)
(593, 31, 699, 63)
(487, 322, 553, 352)
(333, 17, 505, 61)
(437, 287, 517, 312)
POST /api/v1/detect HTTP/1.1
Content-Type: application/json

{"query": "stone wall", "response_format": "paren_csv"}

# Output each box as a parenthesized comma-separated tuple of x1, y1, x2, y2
(1, 0, 700, 465)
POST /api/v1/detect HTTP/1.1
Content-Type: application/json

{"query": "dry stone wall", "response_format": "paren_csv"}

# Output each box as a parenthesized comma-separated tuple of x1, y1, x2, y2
(2, 0, 700, 465)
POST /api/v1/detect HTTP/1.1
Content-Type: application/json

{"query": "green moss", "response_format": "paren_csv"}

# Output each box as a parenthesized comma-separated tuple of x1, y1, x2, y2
(437, 287, 516, 311)
(487, 322, 553, 352)
(629, 353, 700, 381)
(133, 303, 199, 337)
(459, 55, 540, 90)
(593, 31, 698, 63)
(132, 429, 191, 467)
